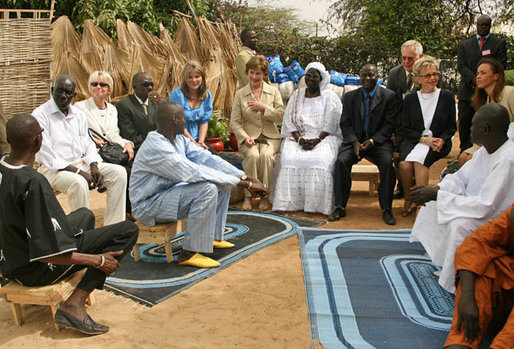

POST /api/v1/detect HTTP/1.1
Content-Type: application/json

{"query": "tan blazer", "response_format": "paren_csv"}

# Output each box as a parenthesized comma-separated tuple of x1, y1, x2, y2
(496, 85, 514, 121)
(236, 47, 255, 88)
(230, 83, 284, 145)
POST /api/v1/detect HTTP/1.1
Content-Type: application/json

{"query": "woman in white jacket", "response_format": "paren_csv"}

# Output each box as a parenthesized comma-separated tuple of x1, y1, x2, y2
(75, 71, 134, 160)
(75, 71, 135, 217)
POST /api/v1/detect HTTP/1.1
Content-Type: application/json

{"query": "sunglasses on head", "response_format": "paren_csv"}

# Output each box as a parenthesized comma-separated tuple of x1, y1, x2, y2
(91, 82, 109, 87)
(136, 82, 154, 88)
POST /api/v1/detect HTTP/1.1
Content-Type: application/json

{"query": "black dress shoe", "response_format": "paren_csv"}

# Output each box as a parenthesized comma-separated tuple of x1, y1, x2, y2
(55, 309, 109, 335)
(382, 209, 396, 225)
(393, 189, 404, 199)
(328, 207, 346, 221)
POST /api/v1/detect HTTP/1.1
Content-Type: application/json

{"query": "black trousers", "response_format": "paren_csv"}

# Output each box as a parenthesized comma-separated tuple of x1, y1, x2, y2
(458, 100, 476, 152)
(333, 142, 395, 210)
(9, 208, 138, 293)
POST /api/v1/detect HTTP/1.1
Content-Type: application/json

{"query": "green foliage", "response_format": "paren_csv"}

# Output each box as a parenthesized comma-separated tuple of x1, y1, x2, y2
(0, 0, 215, 37)
(506, 69, 514, 85)
(207, 112, 230, 142)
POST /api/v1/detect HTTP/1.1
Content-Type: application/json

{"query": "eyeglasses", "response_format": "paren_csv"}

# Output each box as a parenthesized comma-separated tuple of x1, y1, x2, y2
(91, 82, 109, 87)
(135, 82, 154, 88)
(402, 56, 416, 62)
(419, 72, 440, 79)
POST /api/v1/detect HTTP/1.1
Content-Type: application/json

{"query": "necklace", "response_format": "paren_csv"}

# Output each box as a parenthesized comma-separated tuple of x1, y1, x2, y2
(419, 89, 437, 100)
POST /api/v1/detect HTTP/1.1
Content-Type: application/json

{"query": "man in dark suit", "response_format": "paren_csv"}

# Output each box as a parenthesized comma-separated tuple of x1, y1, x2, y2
(329, 64, 397, 225)
(457, 15, 507, 151)
(387, 39, 424, 199)
(387, 40, 423, 106)
(117, 72, 163, 150)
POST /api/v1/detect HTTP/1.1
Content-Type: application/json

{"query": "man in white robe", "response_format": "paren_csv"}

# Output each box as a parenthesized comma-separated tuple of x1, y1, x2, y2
(410, 103, 514, 293)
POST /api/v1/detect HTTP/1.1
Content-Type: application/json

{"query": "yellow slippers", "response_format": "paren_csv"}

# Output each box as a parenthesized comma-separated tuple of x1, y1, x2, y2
(178, 253, 220, 268)
(213, 240, 235, 249)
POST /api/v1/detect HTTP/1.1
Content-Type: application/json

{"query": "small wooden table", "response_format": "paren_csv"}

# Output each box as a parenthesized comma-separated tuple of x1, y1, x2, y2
(351, 164, 380, 196)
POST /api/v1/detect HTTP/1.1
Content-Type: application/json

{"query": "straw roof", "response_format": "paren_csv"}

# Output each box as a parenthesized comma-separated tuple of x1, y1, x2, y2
(197, 17, 239, 115)
(80, 20, 113, 76)
(174, 18, 204, 62)
(46, 15, 241, 116)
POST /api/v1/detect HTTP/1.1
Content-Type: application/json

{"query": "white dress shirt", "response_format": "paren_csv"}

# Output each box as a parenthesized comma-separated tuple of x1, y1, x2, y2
(33, 98, 102, 171)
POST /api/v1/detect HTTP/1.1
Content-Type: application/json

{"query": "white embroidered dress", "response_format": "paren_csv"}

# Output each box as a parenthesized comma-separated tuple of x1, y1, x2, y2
(272, 64, 342, 215)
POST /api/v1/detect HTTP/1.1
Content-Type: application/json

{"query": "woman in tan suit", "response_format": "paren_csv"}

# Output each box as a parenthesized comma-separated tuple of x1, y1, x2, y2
(231, 55, 284, 210)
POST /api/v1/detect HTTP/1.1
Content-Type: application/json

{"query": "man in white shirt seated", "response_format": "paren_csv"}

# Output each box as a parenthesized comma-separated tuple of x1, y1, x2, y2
(409, 103, 514, 294)
(33, 75, 127, 225)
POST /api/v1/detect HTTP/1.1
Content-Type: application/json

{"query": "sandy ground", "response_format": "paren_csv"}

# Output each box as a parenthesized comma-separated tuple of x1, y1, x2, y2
(0, 143, 457, 349)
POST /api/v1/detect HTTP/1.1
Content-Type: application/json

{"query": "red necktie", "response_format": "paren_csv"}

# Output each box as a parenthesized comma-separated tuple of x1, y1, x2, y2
(479, 36, 485, 51)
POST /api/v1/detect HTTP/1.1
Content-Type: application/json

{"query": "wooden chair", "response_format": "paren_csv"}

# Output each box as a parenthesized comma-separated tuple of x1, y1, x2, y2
(0, 270, 90, 330)
(133, 219, 187, 263)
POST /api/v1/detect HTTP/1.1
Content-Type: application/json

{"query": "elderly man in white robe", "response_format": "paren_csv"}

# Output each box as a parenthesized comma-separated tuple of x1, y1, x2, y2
(409, 103, 514, 293)
(129, 102, 268, 268)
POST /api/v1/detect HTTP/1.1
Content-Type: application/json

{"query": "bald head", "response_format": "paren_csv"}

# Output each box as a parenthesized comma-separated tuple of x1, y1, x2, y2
(52, 75, 76, 113)
(471, 104, 510, 148)
(475, 103, 509, 132)
(6, 114, 42, 153)
(477, 15, 492, 37)
(156, 102, 185, 141)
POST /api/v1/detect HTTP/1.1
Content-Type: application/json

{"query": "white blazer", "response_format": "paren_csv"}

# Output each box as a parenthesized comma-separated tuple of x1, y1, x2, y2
(74, 97, 132, 148)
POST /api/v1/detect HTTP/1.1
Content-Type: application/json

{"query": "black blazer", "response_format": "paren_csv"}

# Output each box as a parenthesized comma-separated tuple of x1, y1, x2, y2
(341, 86, 396, 146)
(398, 89, 457, 161)
(457, 35, 507, 101)
(387, 65, 408, 100)
(387, 64, 409, 131)
(116, 94, 158, 150)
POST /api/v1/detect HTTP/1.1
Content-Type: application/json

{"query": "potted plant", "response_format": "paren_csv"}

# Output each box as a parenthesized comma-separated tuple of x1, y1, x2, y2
(206, 111, 230, 152)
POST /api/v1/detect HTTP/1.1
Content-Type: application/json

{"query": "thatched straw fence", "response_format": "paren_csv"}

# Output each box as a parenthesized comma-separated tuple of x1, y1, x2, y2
(52, 16, 242, 116)
(0, 7, 54, 118)
(0, 10, 241, 119)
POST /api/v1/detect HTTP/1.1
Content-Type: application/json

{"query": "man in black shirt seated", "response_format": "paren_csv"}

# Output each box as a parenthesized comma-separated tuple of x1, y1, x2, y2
(0, 114, 138, 335)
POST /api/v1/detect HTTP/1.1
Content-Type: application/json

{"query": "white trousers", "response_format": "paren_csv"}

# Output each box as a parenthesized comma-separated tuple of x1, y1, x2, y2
(40, 160, 127, 225)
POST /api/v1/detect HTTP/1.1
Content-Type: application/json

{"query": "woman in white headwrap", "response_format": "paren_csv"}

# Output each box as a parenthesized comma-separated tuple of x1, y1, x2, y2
(271, 62, 342, 216)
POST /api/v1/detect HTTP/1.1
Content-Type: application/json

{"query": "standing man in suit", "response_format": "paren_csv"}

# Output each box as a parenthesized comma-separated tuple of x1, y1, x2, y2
(116, 72, 163, 150)
(387, 39, 424, 199)
(236, 29, 258, 88)
(387, 40, 423, 104)
(329, 64, 397, 225)
(457, 14, 507, 152)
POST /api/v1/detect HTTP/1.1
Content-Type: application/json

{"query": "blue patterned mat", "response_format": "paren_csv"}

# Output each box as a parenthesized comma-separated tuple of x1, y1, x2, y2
(104, 210, 323, 306)
(299, 228, 460, 348)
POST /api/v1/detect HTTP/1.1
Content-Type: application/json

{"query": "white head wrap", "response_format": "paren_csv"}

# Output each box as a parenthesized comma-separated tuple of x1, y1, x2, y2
(305, 62, 330, 91)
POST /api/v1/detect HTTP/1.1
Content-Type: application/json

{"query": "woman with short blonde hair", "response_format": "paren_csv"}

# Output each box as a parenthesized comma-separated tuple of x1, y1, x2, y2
(75, 70, 135, 216)
(230, 55, 284, 210)
(398, 56, 456, 216)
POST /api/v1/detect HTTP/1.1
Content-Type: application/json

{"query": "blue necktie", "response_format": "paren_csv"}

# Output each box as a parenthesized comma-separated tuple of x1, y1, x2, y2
(363, 94, 371, 138)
